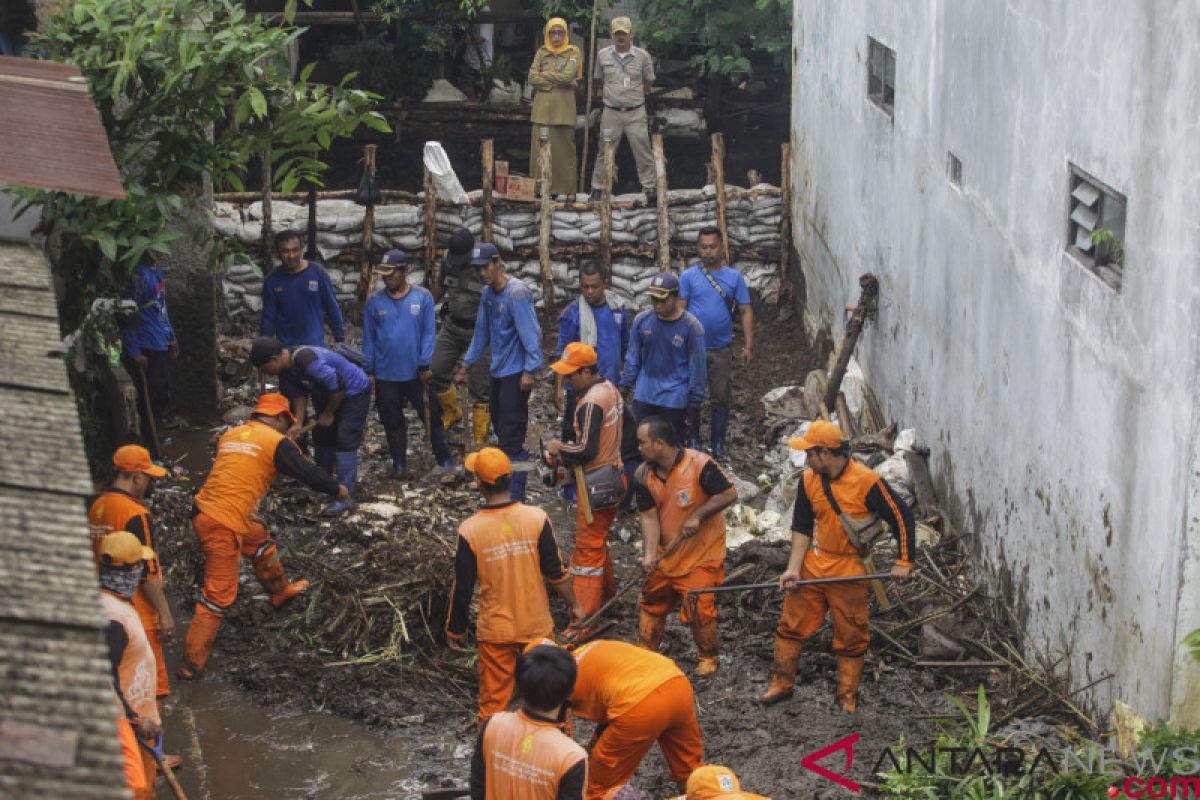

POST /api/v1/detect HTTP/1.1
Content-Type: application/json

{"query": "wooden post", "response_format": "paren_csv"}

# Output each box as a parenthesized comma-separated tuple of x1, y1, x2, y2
(355, 144, 377, 302)
(423, 164, 437, 288)
(599, 137, 614, 272)
(304, 184, 319, 261)
(259, 151, 273, 274)
(653, 134, 670, 272)
(823, 273, 880, 413)
(579, 0, 599, 190)
(711, 133, 731, 266)
(481, 138, 495, 243)
(538, 136, 555, 313)
(778, 142, 792, 308)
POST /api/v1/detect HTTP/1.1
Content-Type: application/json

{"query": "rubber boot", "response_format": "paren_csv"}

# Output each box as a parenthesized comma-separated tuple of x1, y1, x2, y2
(636, 610, 666, 652)
(710, 408, 730, 460)
(509, 468, 528, 504)
(178, 606, 222, 680)
(430, 425, 454, 469)
(254, 546, 311, 608)
(323, 450, 358, 516)
(759, 637, 804, 706)
(385, 428, 407, 476)
(472, 403, 491, 446)
(837, 656, 864, 713)
(693, 620, 720, 676)
(437, 386, 462, 430)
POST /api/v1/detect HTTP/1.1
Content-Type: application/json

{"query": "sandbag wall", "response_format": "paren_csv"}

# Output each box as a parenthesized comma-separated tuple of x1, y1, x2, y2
(213, 184, 784, 319)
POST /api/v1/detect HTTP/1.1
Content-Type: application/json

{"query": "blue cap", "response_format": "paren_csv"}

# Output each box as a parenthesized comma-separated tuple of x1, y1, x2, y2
(470, 242, 500, 267)
(646, 271, 680, 298)
(378, 249, 408, 272)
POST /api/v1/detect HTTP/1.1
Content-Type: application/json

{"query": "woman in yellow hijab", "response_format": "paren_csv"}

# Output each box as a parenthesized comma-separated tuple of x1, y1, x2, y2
(528, 18, 583, 196)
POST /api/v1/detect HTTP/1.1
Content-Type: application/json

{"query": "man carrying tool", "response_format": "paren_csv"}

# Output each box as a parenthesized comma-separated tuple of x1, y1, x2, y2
(589, 16, 657, 204)
(632, 416, 737, 676)
(456, 243, 544, 502)
(178, 393, 347, 680)
(120, 256, 180, 455)
(619, 273, 707, 443)
(446, 447, 584, 725)
(88, 445, 175, 738)
(251, 336, 370, 516)
(527, 638, 704, 799)
(363, 249, 454, 477)
(470, 643, 587, 798)
(98, 531, 163, 798)
(431, 227, 491, 448)
(759, 420, 914, 711)
(546, 343, 629, 624)
(678, 226, 753, 456)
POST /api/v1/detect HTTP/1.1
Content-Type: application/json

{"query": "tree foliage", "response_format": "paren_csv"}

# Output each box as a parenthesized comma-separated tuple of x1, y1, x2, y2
(637, 0, 792, 78)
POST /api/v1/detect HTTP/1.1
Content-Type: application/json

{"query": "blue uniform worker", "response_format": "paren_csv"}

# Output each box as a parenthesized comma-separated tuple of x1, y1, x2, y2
(251, 337, 370, 515)
(121, 259, 179, 454)
(619, 272, 707, 443)
(459, 244, 544, 502)
(363, 250, 453, 474)
(679, 227, 755, 457)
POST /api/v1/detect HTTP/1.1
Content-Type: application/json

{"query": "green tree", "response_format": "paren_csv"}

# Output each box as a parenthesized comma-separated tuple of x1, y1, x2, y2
(638, 0, 792, 79)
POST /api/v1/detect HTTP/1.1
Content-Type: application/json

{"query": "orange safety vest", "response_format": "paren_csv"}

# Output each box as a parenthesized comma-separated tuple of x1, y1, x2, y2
(800, 460, 898, 579)
(481, 709, 587, 799)
(88, 490, 162, 632)
(569, 639, 684, 723)
(100, 591, 160, 727)
(642, 449, 727, 577)
(574, 379, 623, 472)
(194, 420, 284, 533)
(459, 503, 559, 642)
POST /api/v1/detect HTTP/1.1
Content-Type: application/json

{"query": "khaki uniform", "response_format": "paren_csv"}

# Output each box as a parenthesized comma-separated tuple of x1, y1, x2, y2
(591, 45, 656, 192)
(529, 43, 583, 195)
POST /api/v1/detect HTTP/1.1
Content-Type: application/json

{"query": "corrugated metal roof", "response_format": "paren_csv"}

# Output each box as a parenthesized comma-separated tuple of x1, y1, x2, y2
(0, 239, 127, 799)
(0, 56, 125, 200)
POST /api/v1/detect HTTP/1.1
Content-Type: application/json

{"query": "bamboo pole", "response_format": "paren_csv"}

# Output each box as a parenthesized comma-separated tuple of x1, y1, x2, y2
(778, 142, 792, 306)
(653, 134, 670, 272)
(355, 144, 377, 302)
(259, 151, 273, 274)
(213, 185, 783, 207)
(537, 135, 555, 313)
(481, 138, 495, 242)
(423, 165, 437, 288)
(579, 0, 599, 190)
(304, 184, 319, 261)
(599, 137, 614, 272)
(823, 273, 880, 413)
(711, 133, 731, 265)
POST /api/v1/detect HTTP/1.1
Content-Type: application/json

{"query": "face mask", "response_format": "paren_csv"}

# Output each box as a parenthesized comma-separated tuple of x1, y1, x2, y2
(100, 563, 144, 599)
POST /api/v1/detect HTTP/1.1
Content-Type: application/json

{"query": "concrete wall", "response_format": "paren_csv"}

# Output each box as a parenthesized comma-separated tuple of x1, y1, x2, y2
(791, 0, 1200, 722)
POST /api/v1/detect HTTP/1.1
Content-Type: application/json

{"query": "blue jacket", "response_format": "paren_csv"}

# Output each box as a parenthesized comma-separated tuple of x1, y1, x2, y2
(620, 309, 707, 409)
(679, 264, 751, 350)
(464, 277, 544, 378)
(121, 262, 176, 357)
(282, 346, 371, 401)
(363, 285, 437, 382)
(555, 296, 631, 384)
(260, 262, 345, 347)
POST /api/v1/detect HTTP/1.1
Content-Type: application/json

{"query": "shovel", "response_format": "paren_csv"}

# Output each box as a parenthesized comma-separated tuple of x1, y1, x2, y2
(138, 735, 188, 800)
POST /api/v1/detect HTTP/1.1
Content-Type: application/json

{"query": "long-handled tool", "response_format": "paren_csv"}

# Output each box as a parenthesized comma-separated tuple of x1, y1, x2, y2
(138, 735, 188, 800)
(572, 465, 594, 524)
(460, 387, 473, 454)
(687, 572, 893, 596)
(136, 363, 163, 457)
(860, 555, 893, 610)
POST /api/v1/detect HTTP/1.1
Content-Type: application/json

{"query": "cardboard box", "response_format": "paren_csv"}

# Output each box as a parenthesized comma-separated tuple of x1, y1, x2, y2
(504, 175, 537, 202)
(494, 160, 509, 196)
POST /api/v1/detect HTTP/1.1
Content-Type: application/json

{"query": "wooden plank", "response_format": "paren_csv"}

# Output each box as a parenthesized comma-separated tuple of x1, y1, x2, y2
(423, 165, 437, 287)
(356, 143, 377, 302)
(711, 133, 731, 266)
(653, 134, 670, 272)
(537, 137, 555, 313)
(481, 138, 494, 242)
(600, 138, 615, 272)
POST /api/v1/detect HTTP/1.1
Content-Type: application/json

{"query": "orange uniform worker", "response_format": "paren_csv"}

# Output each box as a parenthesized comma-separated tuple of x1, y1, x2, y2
(446, 447, 585, 725)
(179, 393, 348, 679)
(680, 765, 771, 799)
(88, 445, 175, 703)
(529, 638, 704, 800)
(470, 644, 588, 799)
(98, 531, 162, 799)
(546, 342, 632, 619)
(760, 421, 914, 711)
(631, 416, 738, 675)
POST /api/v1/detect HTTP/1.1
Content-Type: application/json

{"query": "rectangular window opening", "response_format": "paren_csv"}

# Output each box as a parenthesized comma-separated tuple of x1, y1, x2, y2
(1066, 164, 1126, 293)
(867, 38, 896, 116)
(947, 152, 962, 188)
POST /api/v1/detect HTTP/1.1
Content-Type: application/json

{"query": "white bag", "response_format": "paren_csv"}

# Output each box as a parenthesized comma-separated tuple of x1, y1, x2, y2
(422, 142, 469, 205)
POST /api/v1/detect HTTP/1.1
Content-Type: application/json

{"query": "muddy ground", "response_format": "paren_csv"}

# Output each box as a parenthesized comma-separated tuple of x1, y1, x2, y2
(152, 310, 993, 798)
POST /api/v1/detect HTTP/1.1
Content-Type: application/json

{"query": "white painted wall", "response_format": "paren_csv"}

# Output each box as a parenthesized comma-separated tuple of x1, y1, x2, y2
(790, 0, 1200, 722)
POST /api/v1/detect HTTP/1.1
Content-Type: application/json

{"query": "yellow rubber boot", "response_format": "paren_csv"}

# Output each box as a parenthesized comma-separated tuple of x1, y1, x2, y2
(759, 637, 803, 706)
(472, 403, 491, 446)
(837, 656, 864, 713)
(693, 620, 720, 676)
(437, 386, 462, 430)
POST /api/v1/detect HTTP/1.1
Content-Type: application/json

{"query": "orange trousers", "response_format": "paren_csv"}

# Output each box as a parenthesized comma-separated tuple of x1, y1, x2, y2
(477, 638, 546, 726)
(639, 560, 724, 625)
(146, 627, 169, 698)
(777, 576, 870, 657)
(137, 740, 158, 800)
(587, 675, 704, 798)
(571, 503, 619, 617)
(117, 717, 149, 795)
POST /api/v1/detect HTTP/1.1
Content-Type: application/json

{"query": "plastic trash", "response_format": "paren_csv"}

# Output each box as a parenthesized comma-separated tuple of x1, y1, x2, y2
(422, 142, 469, 205)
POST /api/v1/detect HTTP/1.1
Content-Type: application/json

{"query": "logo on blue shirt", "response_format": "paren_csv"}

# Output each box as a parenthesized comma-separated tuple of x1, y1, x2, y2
(307, 280, 318, 291)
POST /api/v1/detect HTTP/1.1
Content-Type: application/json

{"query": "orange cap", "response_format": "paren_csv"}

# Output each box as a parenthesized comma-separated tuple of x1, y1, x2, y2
(255, 393, 296, 423)
(686, 765, 741, 798)
(787, 420, 844, 451)
(112, 444, 167, 477)
(464, 447, 512, 483)
(550, 342, 598, 375)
